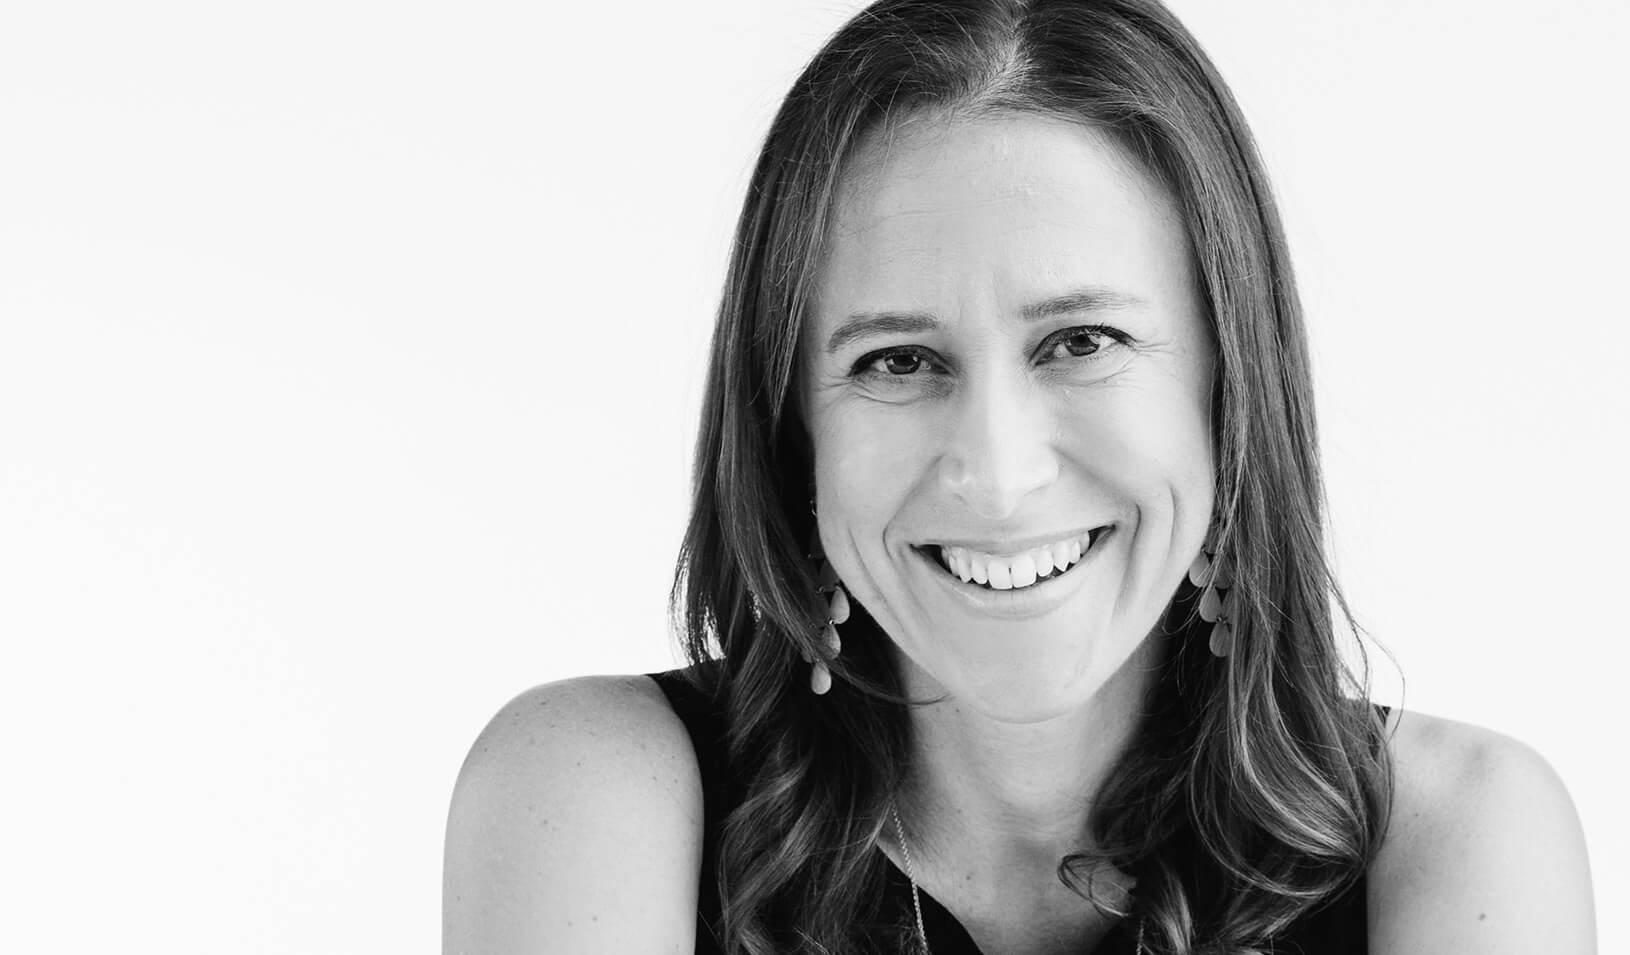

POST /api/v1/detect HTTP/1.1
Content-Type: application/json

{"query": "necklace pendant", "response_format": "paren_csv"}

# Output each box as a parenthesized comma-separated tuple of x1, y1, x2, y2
(886, 799, 1146, 955)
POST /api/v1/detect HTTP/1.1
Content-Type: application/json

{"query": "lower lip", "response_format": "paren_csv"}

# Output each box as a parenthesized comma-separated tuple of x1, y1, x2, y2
(912, 528, 1112, 622)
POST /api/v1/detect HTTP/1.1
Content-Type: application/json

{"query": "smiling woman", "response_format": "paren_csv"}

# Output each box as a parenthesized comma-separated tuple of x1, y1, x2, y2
(442, 1, 1595, 953)
(804, 114, 1214, 722)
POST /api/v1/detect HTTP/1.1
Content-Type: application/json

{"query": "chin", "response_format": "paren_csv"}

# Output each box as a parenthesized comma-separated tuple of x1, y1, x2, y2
(916, 633, 1135, 724)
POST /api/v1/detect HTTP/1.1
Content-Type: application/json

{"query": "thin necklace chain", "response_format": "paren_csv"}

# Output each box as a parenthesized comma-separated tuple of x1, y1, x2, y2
(889, 801, 930, 948)
(887, 801, 1146, 955)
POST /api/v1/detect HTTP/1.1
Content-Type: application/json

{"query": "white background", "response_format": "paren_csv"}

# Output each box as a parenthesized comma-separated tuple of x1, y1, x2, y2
(2, 0, 1624, 951)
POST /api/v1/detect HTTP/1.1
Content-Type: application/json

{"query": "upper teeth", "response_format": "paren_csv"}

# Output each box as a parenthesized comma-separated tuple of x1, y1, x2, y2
(935, 533, 1093, 591)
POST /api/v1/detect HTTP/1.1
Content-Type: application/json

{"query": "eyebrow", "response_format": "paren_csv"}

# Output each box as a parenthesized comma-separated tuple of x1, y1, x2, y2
(823, 285, 1147, 354)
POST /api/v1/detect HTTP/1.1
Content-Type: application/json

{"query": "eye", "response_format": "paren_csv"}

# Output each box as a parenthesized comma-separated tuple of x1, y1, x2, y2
(1039, 326, 1125, 362)
(852, 346, 940, 378)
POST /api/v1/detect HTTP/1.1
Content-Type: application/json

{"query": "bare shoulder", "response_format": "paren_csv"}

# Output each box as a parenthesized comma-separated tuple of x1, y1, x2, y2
(1368, 708, 1596, 954)
(442, 673, 704, 955)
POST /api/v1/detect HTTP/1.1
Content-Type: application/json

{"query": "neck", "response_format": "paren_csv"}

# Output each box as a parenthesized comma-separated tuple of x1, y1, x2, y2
(892, 637, 1159, 878)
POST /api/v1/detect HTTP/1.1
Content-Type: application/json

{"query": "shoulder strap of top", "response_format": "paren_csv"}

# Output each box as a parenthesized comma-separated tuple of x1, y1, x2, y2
(647, 661, 728, 786)
(646, 662, 730, 953)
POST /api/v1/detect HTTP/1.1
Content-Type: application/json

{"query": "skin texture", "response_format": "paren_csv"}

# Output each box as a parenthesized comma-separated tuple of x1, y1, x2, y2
(442, 676, 703, 954)
(1370, 710, 1596, 953)
(802, 110, 1215, 720)
(440, 110, 1596, 954)
(799, 112, 1215, 951)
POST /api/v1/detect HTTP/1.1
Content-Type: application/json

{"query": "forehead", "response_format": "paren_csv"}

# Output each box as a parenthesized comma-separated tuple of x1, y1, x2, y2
(813, 111, 1188, 319)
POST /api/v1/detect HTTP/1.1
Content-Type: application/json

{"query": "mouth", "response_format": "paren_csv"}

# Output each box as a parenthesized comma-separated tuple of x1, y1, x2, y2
(912, 526, 1113, 593)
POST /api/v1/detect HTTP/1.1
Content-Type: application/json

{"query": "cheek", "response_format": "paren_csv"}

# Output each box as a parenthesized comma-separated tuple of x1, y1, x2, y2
(1054, 376, 1214, 506)
(814, 405, 938, 531)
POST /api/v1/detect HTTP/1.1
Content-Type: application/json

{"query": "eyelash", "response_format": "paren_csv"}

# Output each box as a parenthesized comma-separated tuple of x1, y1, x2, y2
(849, 325, 1132, 380)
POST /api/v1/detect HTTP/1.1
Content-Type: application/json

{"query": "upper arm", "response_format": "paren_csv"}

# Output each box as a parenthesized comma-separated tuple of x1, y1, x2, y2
(1369, 709, 1596, 954)
(442, 674, 704, 955)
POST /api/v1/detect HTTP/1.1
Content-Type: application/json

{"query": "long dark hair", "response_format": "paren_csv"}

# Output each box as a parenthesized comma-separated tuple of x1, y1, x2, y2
(670, 1, 1391, 952)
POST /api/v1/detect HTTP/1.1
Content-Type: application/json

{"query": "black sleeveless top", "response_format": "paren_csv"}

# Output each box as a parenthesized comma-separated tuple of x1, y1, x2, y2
(648, 663, 1369, 955)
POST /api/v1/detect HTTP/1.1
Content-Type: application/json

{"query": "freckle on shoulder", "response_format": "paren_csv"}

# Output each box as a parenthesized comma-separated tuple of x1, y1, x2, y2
(1369, 708, 1593, 950)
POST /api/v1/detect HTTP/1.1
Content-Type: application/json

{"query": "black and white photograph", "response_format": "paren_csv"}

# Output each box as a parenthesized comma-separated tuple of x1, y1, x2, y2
(1, 1, 1622, 952)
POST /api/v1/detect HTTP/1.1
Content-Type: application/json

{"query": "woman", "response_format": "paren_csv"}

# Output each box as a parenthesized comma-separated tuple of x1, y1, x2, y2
(443, 1, 1595, 952)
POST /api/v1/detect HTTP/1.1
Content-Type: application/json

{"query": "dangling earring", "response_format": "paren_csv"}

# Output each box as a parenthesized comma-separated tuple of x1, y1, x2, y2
(806, 503, 849, 695)
(1188, 526, 1236, 658)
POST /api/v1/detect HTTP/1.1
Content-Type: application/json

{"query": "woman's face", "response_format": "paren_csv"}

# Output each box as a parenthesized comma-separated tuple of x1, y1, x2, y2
(801, 112, 1216, 721)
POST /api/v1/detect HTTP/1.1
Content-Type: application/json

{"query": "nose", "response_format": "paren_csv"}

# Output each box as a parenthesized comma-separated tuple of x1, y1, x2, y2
(937, 369, 1061, 520)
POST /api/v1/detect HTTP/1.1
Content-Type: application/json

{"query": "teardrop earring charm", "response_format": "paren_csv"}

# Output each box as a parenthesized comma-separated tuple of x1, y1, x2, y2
(809, 562, 848, 695)
(1193, 529, 1235, 658)
(1208, 615, 1234, 658)
(806, 506, 848, 695)
(827, 584, 850, 625)
(810, 658, 833, 695)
